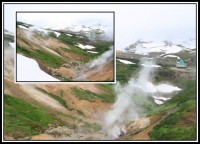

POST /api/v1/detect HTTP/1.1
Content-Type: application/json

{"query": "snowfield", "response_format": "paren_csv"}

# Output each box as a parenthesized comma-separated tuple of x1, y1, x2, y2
(117, 59, 135, 64)
(54, 31, 60, 37)
(127, 39, 196, 55)
(66, 34, 72, 36)
(87, 51, 98, 54)
(156, 84, 181, 93)
(154, 99, 163, 105)
(152, 96, 171, 101)
(75, 43, 95, 49)
(142, 41, 166, 48)
(140, 81, 181, 105)
(134, 45, 183, 55)
(141, 63, 161, 67)
(17, 54, 59, 81)
(164, 55, 180, 59)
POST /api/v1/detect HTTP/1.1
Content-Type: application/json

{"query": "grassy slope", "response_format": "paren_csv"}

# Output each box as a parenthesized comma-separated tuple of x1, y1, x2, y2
(4, 94, 67, 139)
(116, 60, 139, 84)
(17, 21, 113, 66)
(58, 33, 112, 63)
(17, 45, 66, 68)
(36, 87, 68, 109)
(115, 60, 196, 140)
(71, 85, 115, 103)
(148, 75, 196, 140)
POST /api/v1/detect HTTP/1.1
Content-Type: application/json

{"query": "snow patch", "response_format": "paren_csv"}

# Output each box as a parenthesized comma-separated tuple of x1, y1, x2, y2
(141, 64, 161, 67)
(75, 43, 95, 49)
(152, 96, 171, 101)
(54, 31, 60, 37)
(164, 55, 180, 59)
(154, 99, 163, 105)
(142, 41, 165, 48)
(142, 82, 157, 93)
(131, 40, 187, 55)
(17, 54, 59, 81)
(87, 51, 98, 54)
(117, 59, 135, 64)
(66, 34, 72, 36)
(156, 84, 181, 93)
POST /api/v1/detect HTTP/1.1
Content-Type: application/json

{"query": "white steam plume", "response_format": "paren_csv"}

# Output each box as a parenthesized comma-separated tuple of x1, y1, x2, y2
(103, 60, 157, 139)
(89, 46, 113, 68)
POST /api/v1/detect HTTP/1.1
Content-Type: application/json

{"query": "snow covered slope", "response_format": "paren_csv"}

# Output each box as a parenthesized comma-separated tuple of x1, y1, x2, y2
(125, 39, 196, 56)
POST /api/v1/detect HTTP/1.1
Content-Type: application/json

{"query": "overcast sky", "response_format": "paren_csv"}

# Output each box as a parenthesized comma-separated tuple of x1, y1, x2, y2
(4, 3, 196, 49)
(17, 13, 113, 29)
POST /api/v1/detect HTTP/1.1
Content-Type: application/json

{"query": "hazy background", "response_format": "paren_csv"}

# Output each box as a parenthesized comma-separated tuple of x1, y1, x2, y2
(4, 3, 196, 50)
(17, 13, 113, 29)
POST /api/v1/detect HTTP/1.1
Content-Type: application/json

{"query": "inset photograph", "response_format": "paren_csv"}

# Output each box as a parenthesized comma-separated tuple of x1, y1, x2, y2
(16, 12, 114, 82)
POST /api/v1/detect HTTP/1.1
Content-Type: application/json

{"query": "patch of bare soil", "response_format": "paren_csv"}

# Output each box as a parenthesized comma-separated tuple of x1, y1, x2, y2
(4, 79, 33, 101)
(87, 61, 114, 81)
(4, 48, 14, 81)
(30, 126, 106, 140)
(118, 108, 177, 140)
(17, 28, 69, 50)
(130, 108, 177, 140)
(41, 84, 111, 119)
(178, 108, 196, 126)
(19, 84, 67, 113)
(131, 115, 161, 140)
(74, 60, 114, 81)
(63, 52, 86, 61)
(4, 135, 15, 140)
(50, 67, 76, 79)
(31, 134, 56, 140)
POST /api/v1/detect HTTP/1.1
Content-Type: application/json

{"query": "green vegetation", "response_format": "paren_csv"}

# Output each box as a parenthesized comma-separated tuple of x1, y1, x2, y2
(81, 53, 99, 63)
(92, 41, 113, 54)
(58, 33, 113, 62)
(17, 21, 33, 28)
(4, 94, 66, 139)
(115, 55, 196, 140)
(81, 122, 102, 131)
(116, 60, 139, 84)
(153, 69, 175, 83)
(36, 87, 68, 109)
(60, 90, 65, 97)
(4, 33, 14, 43)
(59, 113, 77, 121)
(77, 110, 85, 117)
(71, 87, 115, 103)
(149, 112, 196, 140)
(60, 45, 89, 55)
(58, 33, 89, 46)
(17, 45, 66, 68)
(57, 33, 102, 62)
(47, 31, 57, 38)
(149, 77, 196, 140)
(176, 51, 196, 61)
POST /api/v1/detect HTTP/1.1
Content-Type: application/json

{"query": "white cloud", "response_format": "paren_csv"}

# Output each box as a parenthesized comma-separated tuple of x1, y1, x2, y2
(4, 3, 196, 50)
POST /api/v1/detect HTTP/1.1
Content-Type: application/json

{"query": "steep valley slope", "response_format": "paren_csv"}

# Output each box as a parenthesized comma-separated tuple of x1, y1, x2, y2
(16, 22, 114, 81)
(4, 31, 197, 141)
